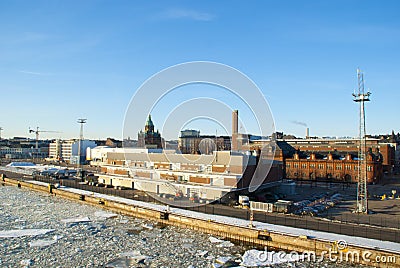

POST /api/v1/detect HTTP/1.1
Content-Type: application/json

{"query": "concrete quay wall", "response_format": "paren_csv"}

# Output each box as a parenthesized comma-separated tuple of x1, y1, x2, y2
(2, 177, 399, 267)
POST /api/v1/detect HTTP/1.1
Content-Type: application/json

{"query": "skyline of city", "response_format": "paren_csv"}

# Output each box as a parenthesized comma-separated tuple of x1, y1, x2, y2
(1, 1, 400, 139)
(1, 2, 400, 267)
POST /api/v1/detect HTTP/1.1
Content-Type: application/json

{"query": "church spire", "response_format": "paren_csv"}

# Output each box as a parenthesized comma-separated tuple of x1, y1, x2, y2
(146, 114, 154, 127)
(145, 114, 154, 132)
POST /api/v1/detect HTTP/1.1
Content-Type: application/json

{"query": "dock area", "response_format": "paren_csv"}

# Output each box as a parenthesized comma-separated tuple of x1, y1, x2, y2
(2, 176, 400, 267)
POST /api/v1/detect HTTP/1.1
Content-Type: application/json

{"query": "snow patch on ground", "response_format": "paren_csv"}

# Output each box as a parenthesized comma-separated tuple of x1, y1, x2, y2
(20, 259, 34, 267)
(29, 239, 57, 247)
(61, 216, 91, 224)
(0, 229, 54, 238)
(216, 241, 234, 248)
(29, 235, 63, 247)
(94, 211, 118, 219)
(209, 236, 224, 243)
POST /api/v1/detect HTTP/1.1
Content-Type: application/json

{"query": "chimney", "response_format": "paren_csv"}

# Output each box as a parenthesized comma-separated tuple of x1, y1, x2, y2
(232, 110, 238, 135)
(232, 110, 239, 151)
(306, 127, 310, 139)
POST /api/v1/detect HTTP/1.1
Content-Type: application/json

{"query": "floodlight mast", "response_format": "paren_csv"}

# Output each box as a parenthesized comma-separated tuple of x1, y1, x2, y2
(352, 69, 371, 214)
(77, 119, 87, 168)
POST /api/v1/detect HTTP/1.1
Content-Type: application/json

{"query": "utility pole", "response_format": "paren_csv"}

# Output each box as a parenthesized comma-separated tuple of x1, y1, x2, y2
(352, 69, 371, 214)
(77, 119, 87, 169)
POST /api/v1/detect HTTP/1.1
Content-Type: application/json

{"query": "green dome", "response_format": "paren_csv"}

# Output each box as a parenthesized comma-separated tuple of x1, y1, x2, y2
(146, 114, 154, 127)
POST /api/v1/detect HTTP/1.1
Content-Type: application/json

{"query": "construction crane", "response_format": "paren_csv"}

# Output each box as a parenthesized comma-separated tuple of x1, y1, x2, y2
(29, 127, 61, 150)
(352, 68, 371, 214)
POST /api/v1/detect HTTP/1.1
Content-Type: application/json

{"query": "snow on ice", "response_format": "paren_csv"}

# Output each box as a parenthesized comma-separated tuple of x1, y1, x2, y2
(0, 229, 54, 238)
(61, 216, 91, 224)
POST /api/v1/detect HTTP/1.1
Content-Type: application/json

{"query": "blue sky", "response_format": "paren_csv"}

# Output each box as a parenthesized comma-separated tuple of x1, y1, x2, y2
(0, 1, 399, 140)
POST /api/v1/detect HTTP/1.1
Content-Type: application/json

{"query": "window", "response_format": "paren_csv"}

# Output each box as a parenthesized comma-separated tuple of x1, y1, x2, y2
(336, 165, 342, 170)
(327, 165, 333, 170)
(318, 164, 324, 169)
(310, 164, 315, 168)
(367, 165, 372, 172)
(294, 163, 299, 168)
(302, 163, 307, 169)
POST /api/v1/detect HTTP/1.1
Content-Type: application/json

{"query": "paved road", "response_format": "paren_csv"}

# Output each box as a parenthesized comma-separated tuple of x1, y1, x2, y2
(2, 170, 399, 243)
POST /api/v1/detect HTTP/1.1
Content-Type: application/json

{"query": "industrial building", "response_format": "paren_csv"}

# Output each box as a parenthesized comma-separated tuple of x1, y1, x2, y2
(280, 137, 394, 173)
(285, 151, 383, 183)
(87, 147, 283, 201)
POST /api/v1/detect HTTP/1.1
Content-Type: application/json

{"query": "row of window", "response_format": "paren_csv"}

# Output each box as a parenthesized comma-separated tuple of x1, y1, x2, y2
(287, 163, 373, 171)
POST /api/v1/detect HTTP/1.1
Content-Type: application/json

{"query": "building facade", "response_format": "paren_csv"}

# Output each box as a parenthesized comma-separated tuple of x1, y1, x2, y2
(86, 148, 283, 201)
(280, 138, 394, 172)
(0, 137, 51, 159)
(178, 129, 231, 154)
(48, 139, 97, 163)
(285, 152, 383, 183)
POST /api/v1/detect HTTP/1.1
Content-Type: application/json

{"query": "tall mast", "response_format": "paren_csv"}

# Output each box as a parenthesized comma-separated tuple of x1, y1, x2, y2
(352, 68, 371, 214)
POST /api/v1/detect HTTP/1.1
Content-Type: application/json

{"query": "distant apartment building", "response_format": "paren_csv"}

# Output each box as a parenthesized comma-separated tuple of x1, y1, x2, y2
(178, 129, 231, 154)
(48, 139, 96, 163)
(0, 138, 50, 159)
(0, 147, 48, 159)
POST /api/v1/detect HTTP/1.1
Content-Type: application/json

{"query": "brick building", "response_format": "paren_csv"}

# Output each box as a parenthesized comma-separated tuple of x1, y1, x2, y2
(285, 151, 383, 183)
(281, 138, 394, 172)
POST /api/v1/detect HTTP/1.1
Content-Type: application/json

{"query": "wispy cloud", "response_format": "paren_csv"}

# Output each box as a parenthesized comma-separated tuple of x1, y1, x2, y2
(159, 8, 215, 21)
(18, 70, 51, 76)
(291, 120, 307, 127)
